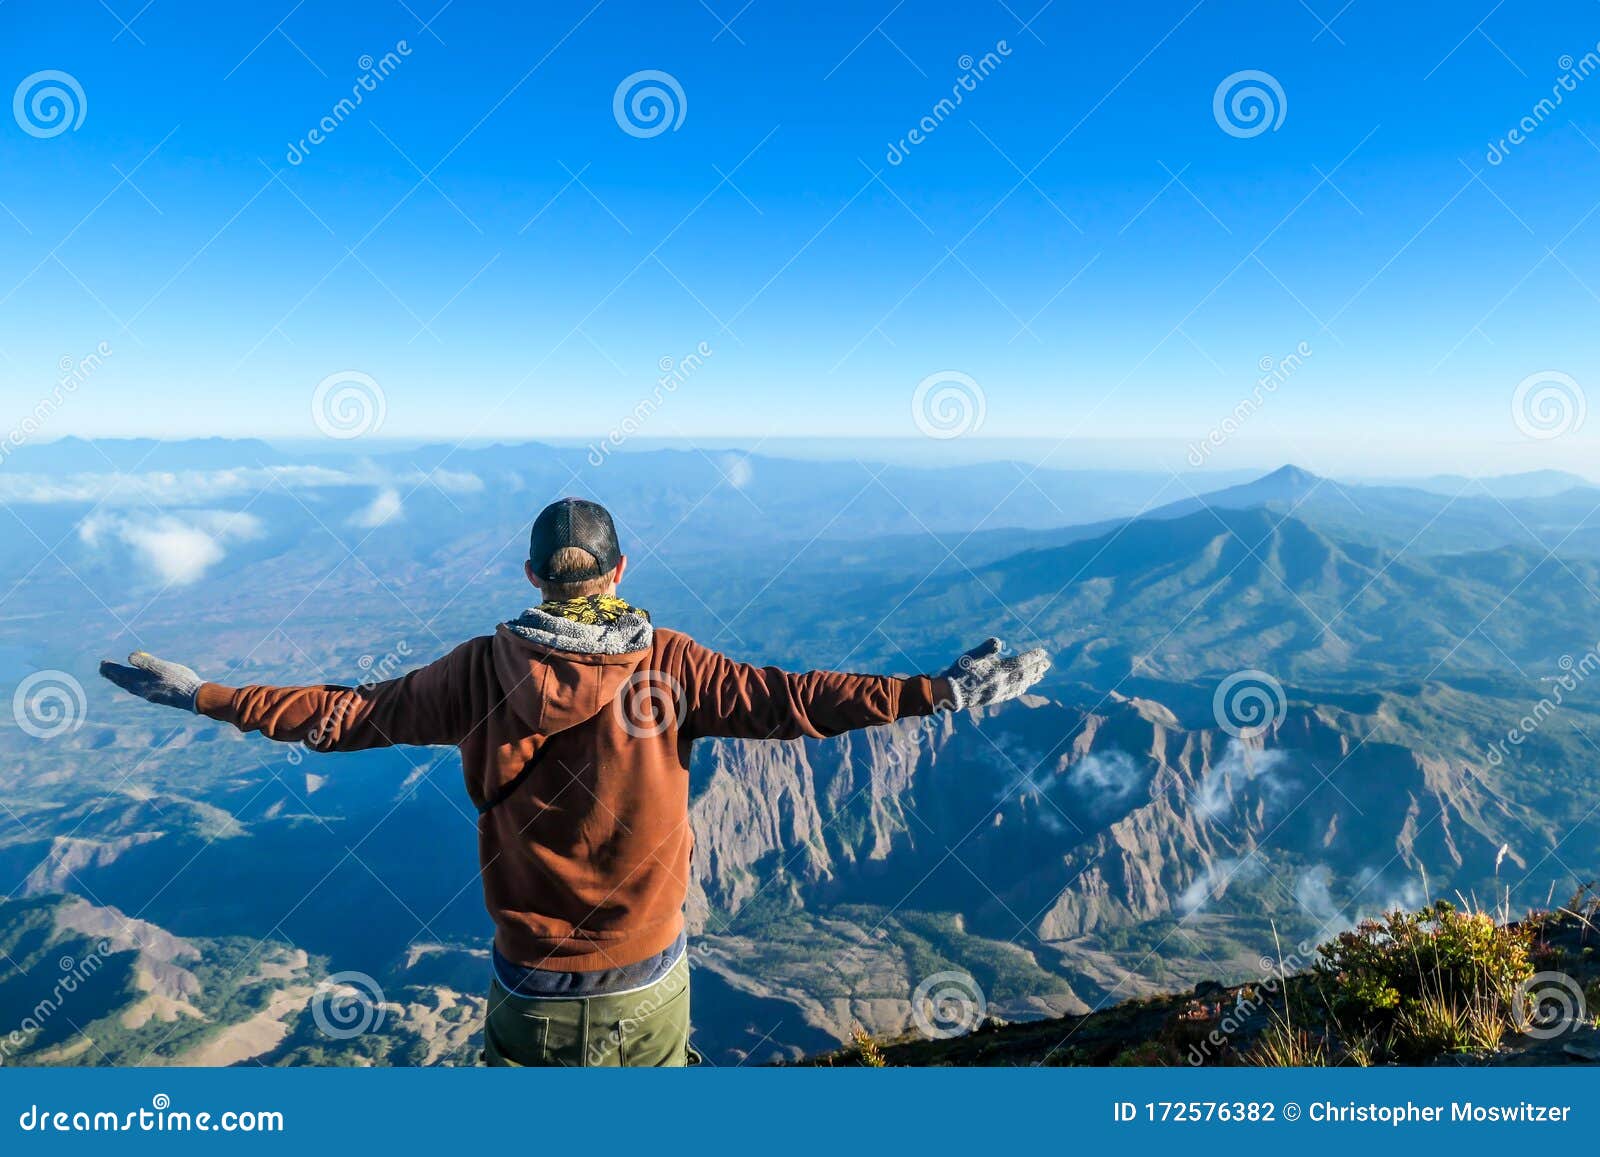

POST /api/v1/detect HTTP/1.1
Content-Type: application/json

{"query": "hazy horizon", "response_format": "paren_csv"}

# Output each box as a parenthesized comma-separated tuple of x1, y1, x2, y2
(10, 431, 1599, 484)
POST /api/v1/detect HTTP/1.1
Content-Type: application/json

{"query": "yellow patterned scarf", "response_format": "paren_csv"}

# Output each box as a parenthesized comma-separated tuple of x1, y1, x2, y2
(537, 593, 648, 625)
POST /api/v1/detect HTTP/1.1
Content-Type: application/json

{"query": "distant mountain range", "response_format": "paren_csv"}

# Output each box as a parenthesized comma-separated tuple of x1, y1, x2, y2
(894, 503, 1597, 685)
(0, 435, 1262, 545)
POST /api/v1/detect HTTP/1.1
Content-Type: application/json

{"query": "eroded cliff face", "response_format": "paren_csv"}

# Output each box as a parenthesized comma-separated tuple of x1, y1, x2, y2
(687, 691, 1516, 947)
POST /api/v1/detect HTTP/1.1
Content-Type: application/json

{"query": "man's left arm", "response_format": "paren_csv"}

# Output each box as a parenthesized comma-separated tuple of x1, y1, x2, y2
(675, 635, 1049, 741)
(100, 639, 488, 751)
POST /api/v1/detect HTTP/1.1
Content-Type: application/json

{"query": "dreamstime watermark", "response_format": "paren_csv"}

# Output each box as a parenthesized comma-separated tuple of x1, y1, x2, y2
(612, 669, 685, 739)
(285, 641, 413, 765)
(912, 370, 986, 439)
(1185, 939, 1319, 1065)
(1212, 70, 1286, 138)
(587, 341, 714, 466)
(310, 971, 386, 1039)
(12, 670, 87, 740)
(885, 42, 1012, 165)
(910, 971, 987, 1039)
(0, 341, 112, 467)
(585, 970, 685, 1066)
(1513, 971, 1588, 1039)
(0, 940, 113, 1061)
(1187, 340, 1312, 466)
(311, 370, 386, 439)
(13, 70, 86, 138)
(1486, 47, 1600, 165)
(1482, 643, 1600, 767)
(613, 70, 686, 138)
(883, 699, 957, 776)
(16, 1095, 284, 1133)
(1511, 370, 1584, 440)
(285, 42, 412, 164)
(1212, 669, 1287, 739)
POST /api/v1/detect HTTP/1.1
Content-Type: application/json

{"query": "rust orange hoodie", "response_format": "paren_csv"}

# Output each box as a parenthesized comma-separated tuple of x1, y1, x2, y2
(195, 603, 946, 971)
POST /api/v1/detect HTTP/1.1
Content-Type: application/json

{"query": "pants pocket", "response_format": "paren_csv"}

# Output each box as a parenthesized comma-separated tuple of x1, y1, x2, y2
(482, 980, 553, 1067)
(612, 960, 692, 1068)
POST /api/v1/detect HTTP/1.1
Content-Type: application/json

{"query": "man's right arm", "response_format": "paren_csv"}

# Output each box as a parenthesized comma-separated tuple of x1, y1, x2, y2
(191, 638, 489, 751)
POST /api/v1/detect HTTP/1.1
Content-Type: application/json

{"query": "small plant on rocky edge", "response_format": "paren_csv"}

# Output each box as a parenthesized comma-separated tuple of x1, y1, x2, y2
(849, 1027, 886, 1068)
(1244, 1013, 1330, 1067)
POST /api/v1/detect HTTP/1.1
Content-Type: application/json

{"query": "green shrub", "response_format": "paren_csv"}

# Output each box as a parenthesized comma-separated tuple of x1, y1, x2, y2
(1314, 900, 1531, 1061)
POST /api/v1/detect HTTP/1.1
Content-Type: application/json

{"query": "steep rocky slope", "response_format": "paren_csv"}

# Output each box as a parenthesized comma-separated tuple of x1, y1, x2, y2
(673, 684, 1552, 1060)
(689, 691, 1520, 947)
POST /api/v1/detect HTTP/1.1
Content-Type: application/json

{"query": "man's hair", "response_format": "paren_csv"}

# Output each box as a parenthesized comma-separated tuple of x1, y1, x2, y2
(539, 546, 613, 601)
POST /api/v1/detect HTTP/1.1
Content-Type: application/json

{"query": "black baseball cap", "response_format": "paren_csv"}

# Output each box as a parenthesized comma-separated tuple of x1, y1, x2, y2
(528, 498, 622, 582)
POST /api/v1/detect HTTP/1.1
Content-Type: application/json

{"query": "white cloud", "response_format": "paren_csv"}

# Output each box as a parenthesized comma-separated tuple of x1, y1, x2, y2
(3, 466, 353, 506)
(1352, 867, 1426, 917)
(1066, 749, 1143, 800)
(0, 465, 483, 506)
(349, 487, 403, 528)
(78, 509, 262, 586)
(1294, 864, 1350, 934)
(720, 455, 753, 489)
(1193, 740, 1292, 820)
(411, 469, 484, 495)
(1178, 852, 1268, 914)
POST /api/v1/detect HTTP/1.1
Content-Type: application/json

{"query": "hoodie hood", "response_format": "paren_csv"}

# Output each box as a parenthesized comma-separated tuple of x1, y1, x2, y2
(491, 606, 654, 734)
(500, 605, 653, 656)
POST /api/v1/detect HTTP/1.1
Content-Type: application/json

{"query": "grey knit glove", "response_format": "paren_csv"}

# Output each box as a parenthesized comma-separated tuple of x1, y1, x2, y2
(99, 652, 204, 712)
(941, 638, 1050, 710)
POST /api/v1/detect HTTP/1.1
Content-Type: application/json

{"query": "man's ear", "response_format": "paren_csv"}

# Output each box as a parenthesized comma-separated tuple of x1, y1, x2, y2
(524, 560, 543, 591)
(611, 555, 628, 587)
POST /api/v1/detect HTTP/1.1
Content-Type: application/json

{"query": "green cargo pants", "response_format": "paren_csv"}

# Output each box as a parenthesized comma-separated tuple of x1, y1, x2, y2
(482, 953, 694, 1067)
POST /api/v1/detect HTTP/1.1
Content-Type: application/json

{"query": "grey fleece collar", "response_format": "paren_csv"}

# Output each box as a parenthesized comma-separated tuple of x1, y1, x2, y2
(501, 607, 653, 656)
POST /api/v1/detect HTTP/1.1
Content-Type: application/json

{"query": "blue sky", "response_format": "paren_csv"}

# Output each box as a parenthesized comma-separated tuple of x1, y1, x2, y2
(3, 0, 1600, 471)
